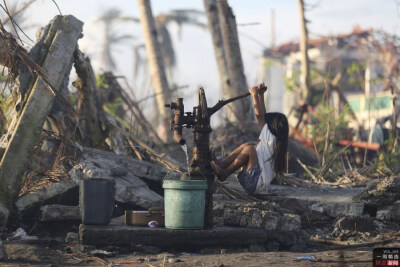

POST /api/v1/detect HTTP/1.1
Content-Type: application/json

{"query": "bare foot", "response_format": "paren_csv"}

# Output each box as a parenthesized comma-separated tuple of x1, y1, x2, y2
(210, 150, 223, 168)
(211, 161, 228, 182)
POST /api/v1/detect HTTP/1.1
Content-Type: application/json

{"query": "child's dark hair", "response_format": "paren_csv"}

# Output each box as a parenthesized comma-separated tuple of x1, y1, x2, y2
(265, 112, 289, 176)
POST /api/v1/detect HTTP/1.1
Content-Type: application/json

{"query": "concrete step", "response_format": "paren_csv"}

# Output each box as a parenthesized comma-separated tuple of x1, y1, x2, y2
(79, 224, 271, 249)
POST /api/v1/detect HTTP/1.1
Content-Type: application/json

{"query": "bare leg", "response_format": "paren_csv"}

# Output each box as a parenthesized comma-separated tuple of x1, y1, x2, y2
(212, 145, 258, 181)
(214, 143, 252, 169)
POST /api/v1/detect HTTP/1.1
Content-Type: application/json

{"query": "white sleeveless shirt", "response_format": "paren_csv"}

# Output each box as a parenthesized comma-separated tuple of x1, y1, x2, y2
(255, 123, 276, 193)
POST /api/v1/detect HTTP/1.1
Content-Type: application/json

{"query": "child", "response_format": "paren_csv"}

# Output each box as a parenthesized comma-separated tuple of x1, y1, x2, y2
(211, 83, 289, 194)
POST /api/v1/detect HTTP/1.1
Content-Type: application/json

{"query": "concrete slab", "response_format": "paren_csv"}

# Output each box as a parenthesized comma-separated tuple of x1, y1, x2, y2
(262, 185, 363, 203)
(79, 224, 269, 249)
(225, 182, 362, 204)
(223, 183, 365, 217)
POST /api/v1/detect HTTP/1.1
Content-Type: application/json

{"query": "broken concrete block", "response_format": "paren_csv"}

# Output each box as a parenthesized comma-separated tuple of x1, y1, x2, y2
(40, 205, 80, 222)
(69, 159, 163, 209)
(379, 203, 400, 220)
(376, 210, 391, 221)
(311, 202, 364, 217)
(0, 15, 84, 208)
(80, 225, 270, 248)
(248, 210, 263, 228)
(15, 180, 77, 212)
(279, 214, 302, 233)
(263, 213, 279, 231)
(80, 147, 168, 181)
(334, 216, 375, 232)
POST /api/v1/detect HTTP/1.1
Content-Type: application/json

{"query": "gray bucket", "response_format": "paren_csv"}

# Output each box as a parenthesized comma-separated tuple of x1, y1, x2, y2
(79, 178, 116, 225)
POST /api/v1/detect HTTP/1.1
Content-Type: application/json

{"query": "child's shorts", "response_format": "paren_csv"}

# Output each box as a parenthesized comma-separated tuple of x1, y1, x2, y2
(237, 164, 261, 194)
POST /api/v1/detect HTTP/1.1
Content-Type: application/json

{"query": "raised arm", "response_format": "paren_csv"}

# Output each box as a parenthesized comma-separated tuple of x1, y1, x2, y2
(257, 83, 267, 115)
(249, 84, 266, 129)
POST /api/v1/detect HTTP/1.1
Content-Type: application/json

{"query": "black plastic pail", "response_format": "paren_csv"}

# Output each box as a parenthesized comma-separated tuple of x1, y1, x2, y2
(79, 178, 116, 225)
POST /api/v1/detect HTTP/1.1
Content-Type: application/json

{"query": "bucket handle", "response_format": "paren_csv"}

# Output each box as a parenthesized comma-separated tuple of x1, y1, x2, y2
(146, 207, 164, 217)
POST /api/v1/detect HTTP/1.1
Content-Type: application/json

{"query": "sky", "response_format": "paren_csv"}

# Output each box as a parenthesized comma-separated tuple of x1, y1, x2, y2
(7, 0, 400, 112)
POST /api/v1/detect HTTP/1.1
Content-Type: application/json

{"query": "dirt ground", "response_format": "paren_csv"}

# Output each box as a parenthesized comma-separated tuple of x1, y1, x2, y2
(2, 240, 393, 266)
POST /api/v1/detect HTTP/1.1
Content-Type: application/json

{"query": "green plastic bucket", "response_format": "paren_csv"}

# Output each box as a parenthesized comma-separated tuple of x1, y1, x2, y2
(162, 180, 207, 229)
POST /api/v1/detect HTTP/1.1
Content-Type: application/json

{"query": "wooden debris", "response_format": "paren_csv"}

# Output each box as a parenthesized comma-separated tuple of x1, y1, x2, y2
(73, 49, 106, 148)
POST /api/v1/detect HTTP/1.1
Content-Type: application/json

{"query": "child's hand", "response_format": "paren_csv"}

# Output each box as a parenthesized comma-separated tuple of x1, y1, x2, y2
(257, 83, 267, 94)
(249, 86, 258, 96)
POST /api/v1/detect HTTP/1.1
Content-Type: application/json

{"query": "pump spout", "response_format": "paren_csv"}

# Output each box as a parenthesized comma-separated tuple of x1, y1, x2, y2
(173, 127, 186, 146)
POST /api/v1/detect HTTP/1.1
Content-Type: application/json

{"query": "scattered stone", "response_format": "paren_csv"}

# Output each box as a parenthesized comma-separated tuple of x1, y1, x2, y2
(65, 232, 79, 243)
(334, 216, 375, 232)
(40, 205, 80, 222)
(310, 202, 364, 217)
(0, 240, 7, 260)
(376, 210, 392, 221)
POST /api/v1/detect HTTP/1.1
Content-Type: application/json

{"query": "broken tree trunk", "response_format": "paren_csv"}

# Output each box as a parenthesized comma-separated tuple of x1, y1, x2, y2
(73, 49, 106, 148)
(137, 0, 171, 142)
(0, 15, 83, 210)
(297, 0, 311, 101)
(217, 0, 252, 124)
(203, 0, 230, 108)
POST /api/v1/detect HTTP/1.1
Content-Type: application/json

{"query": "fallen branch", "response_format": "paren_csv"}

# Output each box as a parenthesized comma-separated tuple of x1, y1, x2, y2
(317, 141, 353, 178)
(296, 158, 319, 183)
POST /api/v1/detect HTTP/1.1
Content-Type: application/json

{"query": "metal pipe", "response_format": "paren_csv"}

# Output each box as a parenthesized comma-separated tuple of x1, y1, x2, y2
(209, 92, 251, 115)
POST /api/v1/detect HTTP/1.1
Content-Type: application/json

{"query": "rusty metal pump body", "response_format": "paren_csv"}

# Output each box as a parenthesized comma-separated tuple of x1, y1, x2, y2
(165, 88, 250, 229)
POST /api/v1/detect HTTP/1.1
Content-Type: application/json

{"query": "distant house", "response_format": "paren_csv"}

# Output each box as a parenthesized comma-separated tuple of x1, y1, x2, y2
(258, 26, 399, 130)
